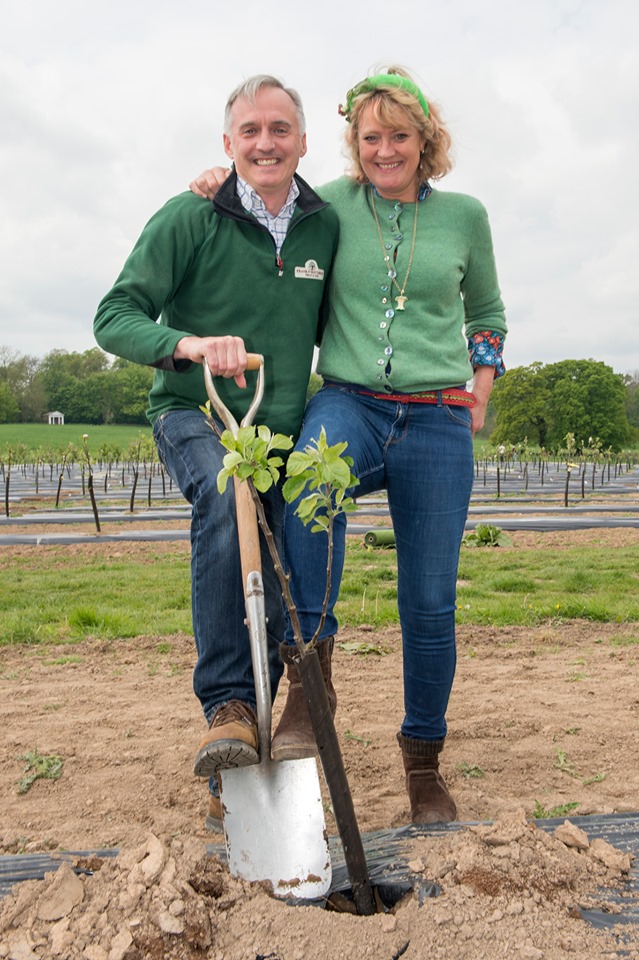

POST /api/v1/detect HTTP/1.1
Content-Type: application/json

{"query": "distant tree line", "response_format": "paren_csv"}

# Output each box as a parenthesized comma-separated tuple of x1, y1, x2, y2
(0, 346, 153, 425)
(1, 348, 638, 450)
(490, 359, 638, 451)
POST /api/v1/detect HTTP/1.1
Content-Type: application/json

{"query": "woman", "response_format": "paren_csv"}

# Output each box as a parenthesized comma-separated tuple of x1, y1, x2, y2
(192, 67, 507, 824)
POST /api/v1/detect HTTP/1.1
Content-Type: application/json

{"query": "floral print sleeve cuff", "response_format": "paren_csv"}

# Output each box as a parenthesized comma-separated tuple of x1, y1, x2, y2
(468, 331, 506, 378)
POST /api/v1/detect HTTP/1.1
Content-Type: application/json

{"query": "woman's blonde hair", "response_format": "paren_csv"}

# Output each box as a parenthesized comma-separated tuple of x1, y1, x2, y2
(343, 67, 453, 184)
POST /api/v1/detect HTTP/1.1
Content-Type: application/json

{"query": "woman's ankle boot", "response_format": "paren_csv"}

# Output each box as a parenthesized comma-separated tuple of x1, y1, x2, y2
(397, 732, 457, 824)
(271, 637, 337, 761)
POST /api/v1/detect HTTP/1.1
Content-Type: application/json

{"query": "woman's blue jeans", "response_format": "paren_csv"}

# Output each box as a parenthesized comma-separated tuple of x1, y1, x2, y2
(282, 385, 474, 742)
(153, 409, 285, 725)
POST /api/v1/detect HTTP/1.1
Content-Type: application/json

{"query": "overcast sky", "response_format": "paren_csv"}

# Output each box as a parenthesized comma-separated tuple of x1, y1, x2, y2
(1, 0, 637, 377)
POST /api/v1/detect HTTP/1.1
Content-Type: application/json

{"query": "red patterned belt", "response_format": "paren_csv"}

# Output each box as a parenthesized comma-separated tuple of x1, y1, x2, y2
(355, 386, 476, 408)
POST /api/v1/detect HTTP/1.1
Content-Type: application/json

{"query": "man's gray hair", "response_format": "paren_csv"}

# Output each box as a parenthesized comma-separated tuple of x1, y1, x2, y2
(224, 75, 306, 135)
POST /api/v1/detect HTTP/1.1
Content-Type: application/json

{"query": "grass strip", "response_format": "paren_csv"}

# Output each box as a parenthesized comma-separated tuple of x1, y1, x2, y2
(0, 539, 638, 647)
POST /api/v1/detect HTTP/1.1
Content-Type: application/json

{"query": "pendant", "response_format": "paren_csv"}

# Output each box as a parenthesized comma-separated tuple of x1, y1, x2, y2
(395, 295, 408, 310)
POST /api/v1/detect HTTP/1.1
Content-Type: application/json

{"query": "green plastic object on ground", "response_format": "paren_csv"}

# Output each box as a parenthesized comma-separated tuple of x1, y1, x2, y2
(364, 528, 396, 548)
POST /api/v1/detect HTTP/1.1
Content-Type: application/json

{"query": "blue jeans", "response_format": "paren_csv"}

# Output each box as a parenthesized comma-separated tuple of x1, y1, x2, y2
(282, 384, 474, 742)
(153, 409, 285, 724)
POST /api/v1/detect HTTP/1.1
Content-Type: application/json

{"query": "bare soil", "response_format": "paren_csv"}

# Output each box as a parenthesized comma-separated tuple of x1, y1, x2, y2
(1, 530, 638, 959)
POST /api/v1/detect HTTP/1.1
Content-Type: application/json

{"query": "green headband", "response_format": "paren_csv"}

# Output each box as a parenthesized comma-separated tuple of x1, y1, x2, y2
(338, 74, 429, 122)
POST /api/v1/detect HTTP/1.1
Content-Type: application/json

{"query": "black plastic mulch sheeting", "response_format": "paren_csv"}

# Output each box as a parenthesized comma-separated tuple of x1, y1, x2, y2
(2, 513, 639, 547)
(314, 815, 639, 937)
(0, 848, 118, 899)
(1, 814, 637, 945)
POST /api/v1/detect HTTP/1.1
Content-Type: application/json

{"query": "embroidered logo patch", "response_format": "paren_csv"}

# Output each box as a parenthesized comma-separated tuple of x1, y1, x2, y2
(294, 259, 325, 280)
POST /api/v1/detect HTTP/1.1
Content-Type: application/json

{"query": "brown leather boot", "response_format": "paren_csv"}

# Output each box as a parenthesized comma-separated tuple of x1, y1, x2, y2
(398, 732, 457, 824)
(193, 701, 258, 778)
(205, 791, 223, 833)
(271, 637, 337, 762)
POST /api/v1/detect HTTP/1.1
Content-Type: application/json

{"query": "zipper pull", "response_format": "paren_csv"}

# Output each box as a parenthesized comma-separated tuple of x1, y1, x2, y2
(276, 255, 284, 277)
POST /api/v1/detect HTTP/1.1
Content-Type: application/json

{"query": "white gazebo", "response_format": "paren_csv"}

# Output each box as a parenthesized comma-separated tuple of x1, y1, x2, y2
(48, 411, 65, 425)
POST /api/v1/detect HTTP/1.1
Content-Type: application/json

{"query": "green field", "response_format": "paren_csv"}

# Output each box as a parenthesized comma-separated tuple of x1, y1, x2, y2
(2, 424, 636, 463)
(1, 424, 499, 465)
(1, 537, 637, 648)
(0, 424, 152, 457)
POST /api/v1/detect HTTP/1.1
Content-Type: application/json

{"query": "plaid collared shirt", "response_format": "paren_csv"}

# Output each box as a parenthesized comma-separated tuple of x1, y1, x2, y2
(236, 176, 300, 256)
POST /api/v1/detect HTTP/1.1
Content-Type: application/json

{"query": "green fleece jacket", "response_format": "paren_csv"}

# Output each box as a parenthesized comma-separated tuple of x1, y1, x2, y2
(315, 177, 506, 392)
(94, 173, 339, 437)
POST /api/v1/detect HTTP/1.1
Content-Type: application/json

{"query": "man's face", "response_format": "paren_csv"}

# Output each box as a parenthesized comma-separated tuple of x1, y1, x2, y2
(223, 86, 307, 203)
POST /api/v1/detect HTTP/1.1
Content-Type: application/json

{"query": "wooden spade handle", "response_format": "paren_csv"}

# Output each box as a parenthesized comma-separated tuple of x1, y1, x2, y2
(234, 476, 262, 585)
(202, 352, 265, 589)
(233, 353, 263, 585)
(245, 353, 262, 371)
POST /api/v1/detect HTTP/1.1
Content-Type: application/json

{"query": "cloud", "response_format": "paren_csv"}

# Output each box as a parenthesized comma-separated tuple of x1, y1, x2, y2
(0, 0, 637, 376)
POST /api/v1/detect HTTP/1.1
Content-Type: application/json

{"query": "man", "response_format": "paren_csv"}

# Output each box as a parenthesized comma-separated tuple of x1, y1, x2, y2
(94, 76, 339, 830)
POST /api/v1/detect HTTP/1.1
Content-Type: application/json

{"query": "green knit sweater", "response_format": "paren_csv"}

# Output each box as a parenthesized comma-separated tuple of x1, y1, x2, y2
(94, 174, 339, 436)
(315, 177, 506, 393)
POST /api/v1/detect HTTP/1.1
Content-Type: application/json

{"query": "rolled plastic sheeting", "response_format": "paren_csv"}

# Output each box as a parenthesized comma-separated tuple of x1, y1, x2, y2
(363, 528, 395, 548)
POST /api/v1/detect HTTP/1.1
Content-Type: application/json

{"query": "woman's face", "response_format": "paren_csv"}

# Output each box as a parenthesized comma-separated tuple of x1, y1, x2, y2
(356, 102, 424, 202)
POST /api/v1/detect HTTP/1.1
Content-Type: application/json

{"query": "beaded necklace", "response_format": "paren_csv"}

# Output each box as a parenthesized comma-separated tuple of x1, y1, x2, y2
(370, 189, 418, 311)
